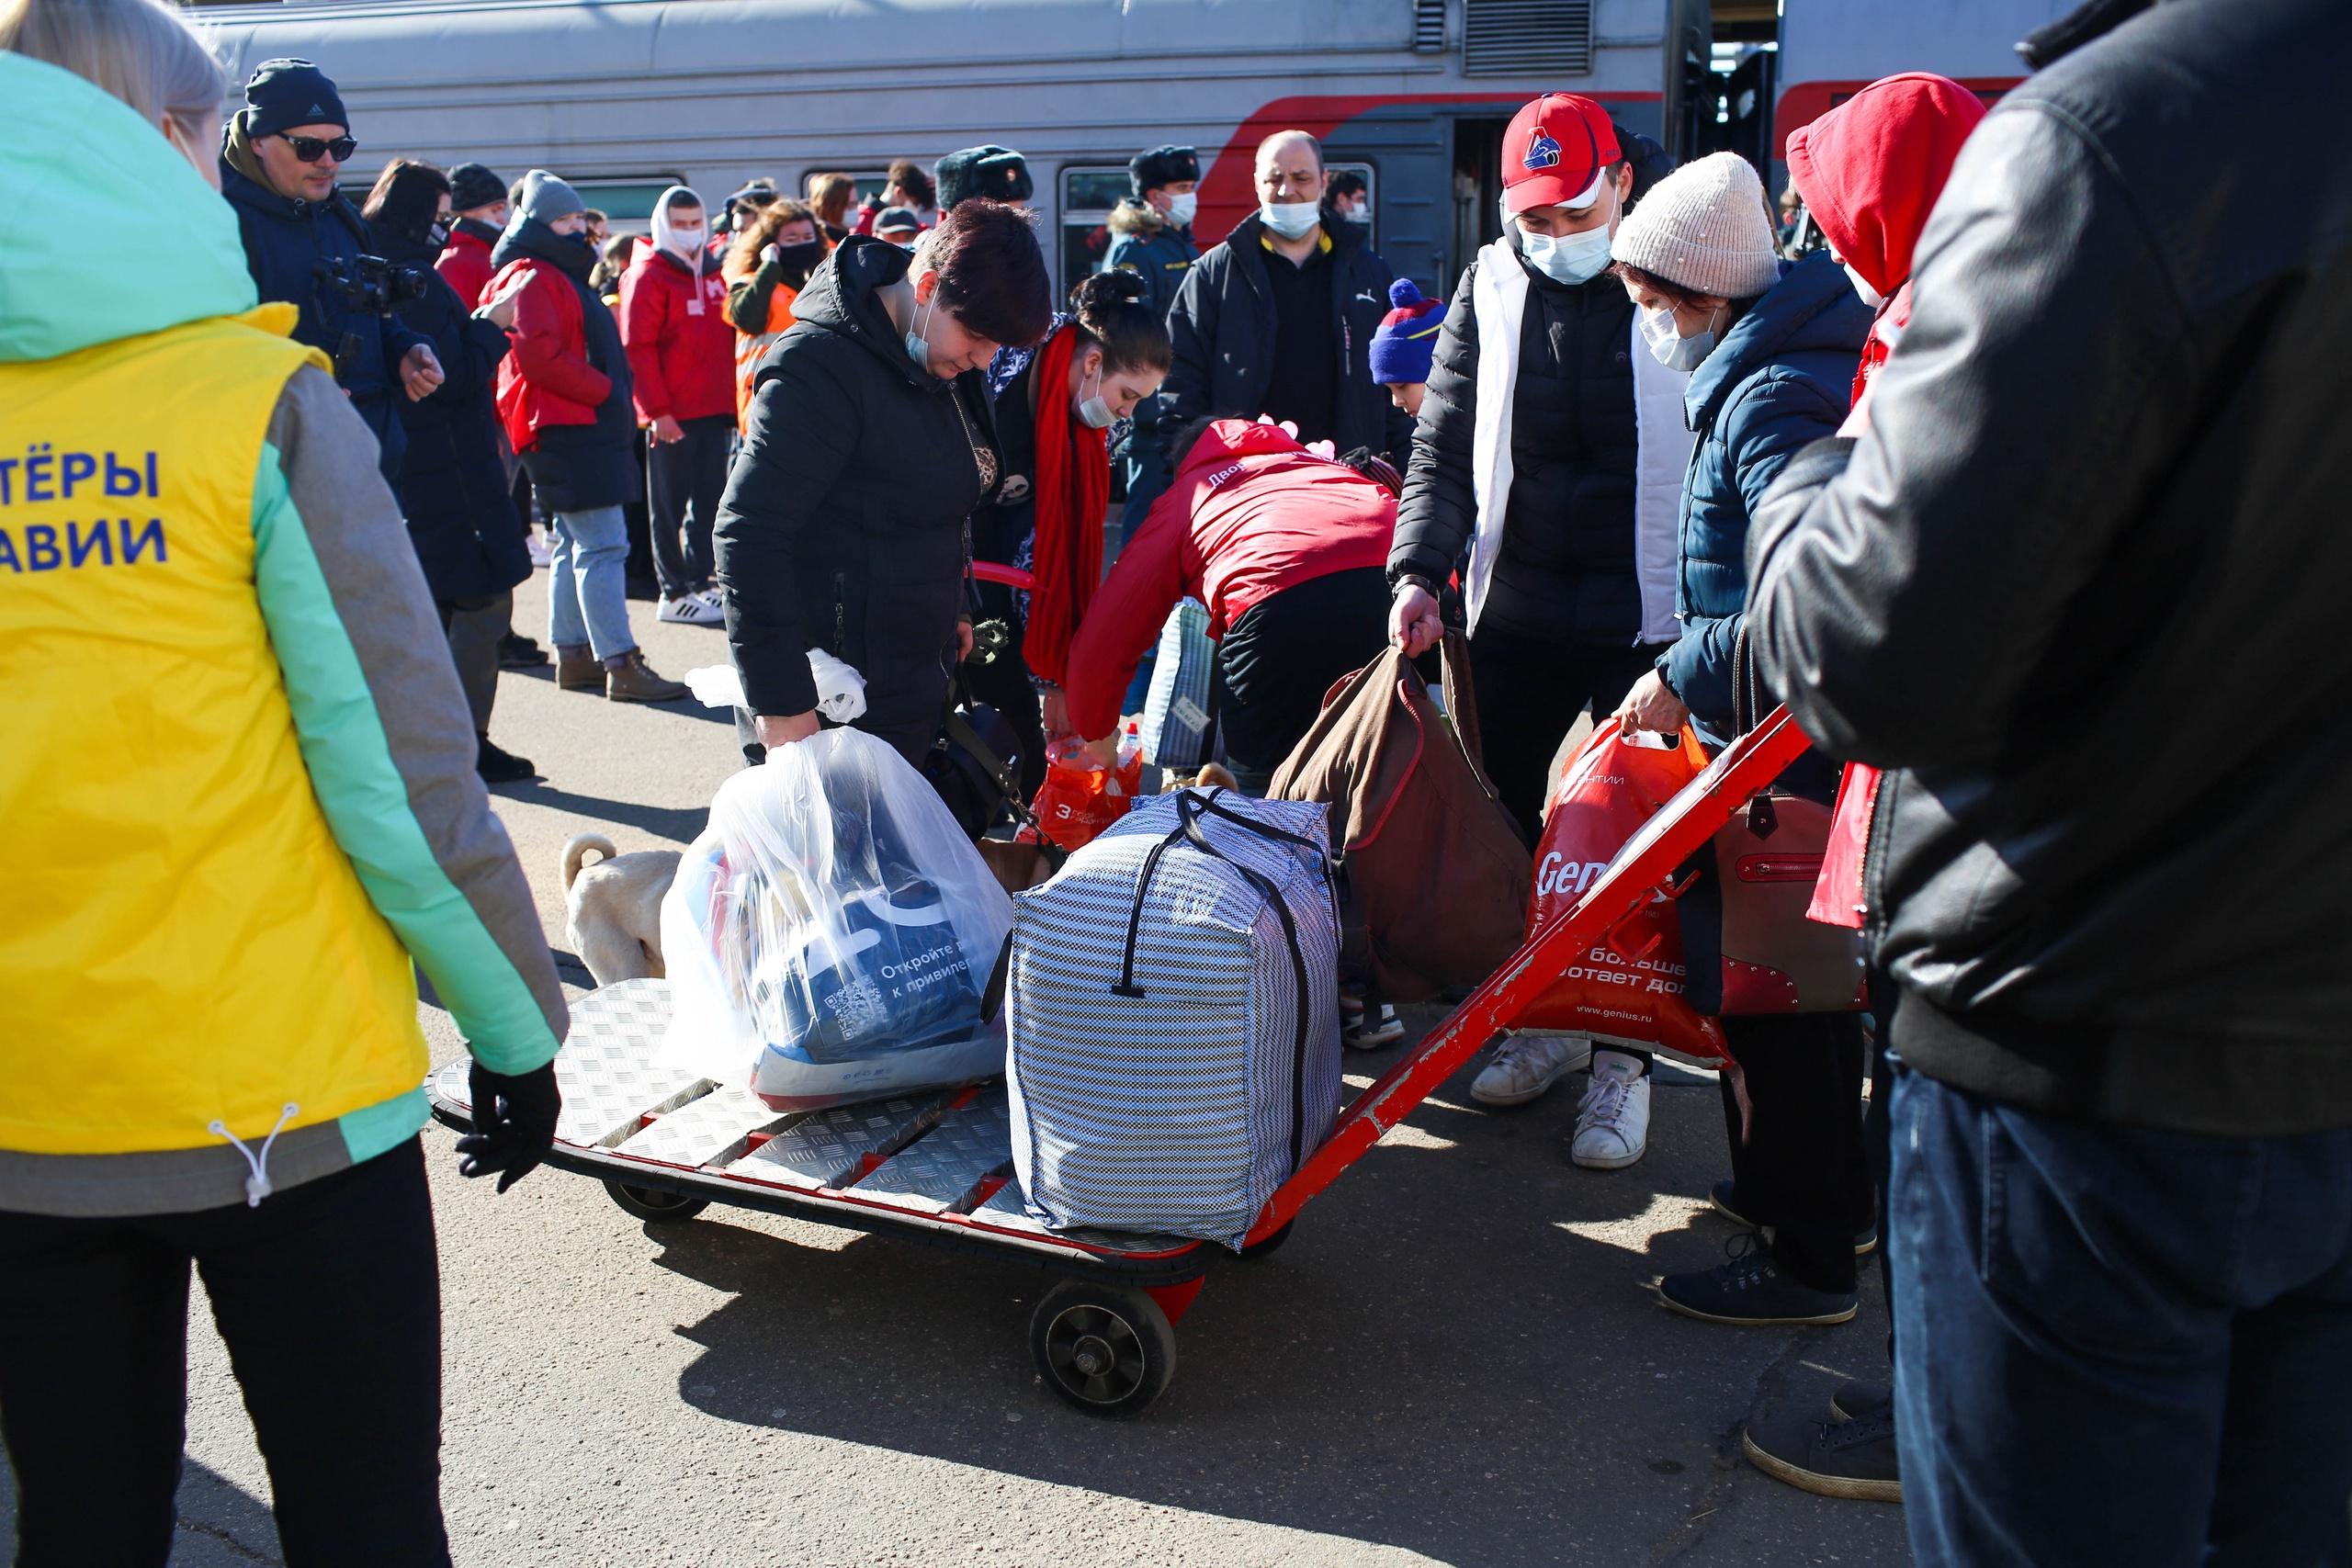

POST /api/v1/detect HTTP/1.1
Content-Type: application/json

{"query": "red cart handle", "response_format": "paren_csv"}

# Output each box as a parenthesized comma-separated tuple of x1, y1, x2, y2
(970, 562, 1035, 592)
(1246, 704, 1818, 1245)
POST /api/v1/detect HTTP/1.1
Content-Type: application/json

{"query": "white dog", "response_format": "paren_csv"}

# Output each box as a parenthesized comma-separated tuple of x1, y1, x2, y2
(561, 834, 681, 987)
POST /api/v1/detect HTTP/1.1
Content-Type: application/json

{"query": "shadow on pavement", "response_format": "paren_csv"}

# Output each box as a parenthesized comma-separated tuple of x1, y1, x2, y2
(627, 1039, 1906, 1567)
(492, 783, 709, 845)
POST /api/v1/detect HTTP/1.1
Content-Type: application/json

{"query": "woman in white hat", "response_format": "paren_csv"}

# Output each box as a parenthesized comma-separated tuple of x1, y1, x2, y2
(1603, 151, 1883, 1333)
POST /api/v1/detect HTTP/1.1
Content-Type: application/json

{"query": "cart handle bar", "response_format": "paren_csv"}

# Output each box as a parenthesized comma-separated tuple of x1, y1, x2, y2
(970, 562, 1035, 592)
(1245, 704, 1816, 1245)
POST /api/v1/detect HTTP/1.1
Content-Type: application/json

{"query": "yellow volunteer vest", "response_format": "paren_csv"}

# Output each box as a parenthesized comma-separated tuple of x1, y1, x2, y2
(0, 305, 431, 1155)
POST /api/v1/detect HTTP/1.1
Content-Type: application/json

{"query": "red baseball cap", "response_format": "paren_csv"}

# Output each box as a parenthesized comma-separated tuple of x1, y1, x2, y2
(1501, 93, 1622, 214)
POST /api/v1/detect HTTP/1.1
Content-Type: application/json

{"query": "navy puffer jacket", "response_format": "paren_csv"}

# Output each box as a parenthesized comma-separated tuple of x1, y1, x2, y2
(1663, 251, 1870, 732)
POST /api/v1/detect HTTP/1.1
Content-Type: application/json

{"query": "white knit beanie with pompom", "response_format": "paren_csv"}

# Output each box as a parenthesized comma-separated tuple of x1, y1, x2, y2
(1609, 152, 1781, 300)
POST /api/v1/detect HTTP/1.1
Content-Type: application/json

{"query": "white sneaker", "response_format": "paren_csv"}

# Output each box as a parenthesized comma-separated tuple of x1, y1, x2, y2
(1570, 1050, 1651, 1170)
(695, 586, 728, 616)
(1343, 1003, 1404, 1051)
(658, 592, 725, 626)
(1469, 1032, 1593, 1107)
(526, 528, 553, 569)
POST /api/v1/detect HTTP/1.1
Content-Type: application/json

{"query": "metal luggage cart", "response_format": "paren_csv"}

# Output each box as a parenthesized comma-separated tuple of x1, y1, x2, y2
(431, 708, 1815, 1417)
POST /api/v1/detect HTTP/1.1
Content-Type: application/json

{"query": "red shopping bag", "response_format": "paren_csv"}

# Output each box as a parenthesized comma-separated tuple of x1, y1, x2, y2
(1516, 725, 1729, 1066)
(1023, 736, 1143, 853)
(1805, 762, 1878, 931)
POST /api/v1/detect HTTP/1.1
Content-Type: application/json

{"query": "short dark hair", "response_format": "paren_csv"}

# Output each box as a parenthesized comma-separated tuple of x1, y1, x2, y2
(888, 157, 935, 209)
(1327, 169, 1366, 199)
(1068, 269, 1171, 377)
(926, 197, 1051, 349)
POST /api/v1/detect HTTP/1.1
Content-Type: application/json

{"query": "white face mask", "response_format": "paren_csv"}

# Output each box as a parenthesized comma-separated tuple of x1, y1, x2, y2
(1076, 360, 1115, 429)
(1641, 304, 1715, 371)
(1341, 202, 1372, 225)
(1518, 223, 1612, 287)
(1842, 262, 1886, 309)
(1260, 198, 1321, 240)
(1165, 191, 1197, 228)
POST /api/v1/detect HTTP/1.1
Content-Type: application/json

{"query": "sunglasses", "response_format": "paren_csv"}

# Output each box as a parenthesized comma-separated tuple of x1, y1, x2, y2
(276, 132, 357, 164)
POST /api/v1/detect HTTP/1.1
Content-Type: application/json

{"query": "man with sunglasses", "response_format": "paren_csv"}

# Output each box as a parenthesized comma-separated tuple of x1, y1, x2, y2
(219, 58, 442, 481)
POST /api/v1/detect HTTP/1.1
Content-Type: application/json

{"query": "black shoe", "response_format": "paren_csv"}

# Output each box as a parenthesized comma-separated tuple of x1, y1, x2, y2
(626, 573, 661, 603)
(498, 632, 549, 670)
(1711, 1179, 1878, 1256)
(476, 735, 538, 784)
(1743, 1404, 1902, 1503)
(1830, 1382, 1893, 1423)
(1657, 1235, 1858, 1326)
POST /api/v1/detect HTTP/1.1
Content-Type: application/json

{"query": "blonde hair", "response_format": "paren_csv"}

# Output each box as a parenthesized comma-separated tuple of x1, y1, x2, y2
(0, 0, 226, 147)
(807, 172, 854, 226)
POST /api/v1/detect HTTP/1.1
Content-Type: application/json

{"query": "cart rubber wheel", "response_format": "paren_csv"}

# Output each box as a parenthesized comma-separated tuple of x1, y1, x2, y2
(1029, 1280, 1177, 1418)
(1238, 1220, 1295, 1261)
(605, 1180, 710, 1224)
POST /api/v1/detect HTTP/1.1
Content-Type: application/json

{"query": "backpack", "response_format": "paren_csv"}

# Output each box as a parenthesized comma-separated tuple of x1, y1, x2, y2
(1005, 790, 1341, 1249)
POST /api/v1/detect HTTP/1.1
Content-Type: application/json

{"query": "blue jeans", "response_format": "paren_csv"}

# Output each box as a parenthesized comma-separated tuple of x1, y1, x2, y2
(546, 504, 636, 660)
(1889, 1066, 2352, 1568)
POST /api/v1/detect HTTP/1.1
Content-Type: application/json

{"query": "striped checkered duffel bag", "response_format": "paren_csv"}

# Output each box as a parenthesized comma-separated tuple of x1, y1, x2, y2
(1005, 789, 1343, 1249)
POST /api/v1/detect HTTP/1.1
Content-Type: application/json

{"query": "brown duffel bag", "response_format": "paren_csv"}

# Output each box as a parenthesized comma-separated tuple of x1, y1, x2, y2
(1268, 632, 1531, 1002)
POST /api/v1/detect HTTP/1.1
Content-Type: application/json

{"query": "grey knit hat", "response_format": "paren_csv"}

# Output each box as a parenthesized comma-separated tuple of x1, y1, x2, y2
(1609, 152, 1780, 300)
(514, 168, 585, 225)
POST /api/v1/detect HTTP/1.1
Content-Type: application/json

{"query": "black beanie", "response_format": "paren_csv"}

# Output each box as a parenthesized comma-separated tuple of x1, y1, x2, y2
(448, 163, 504, 213)
(1129, 144, 1200, 197)
(243, 58, 348, 138)
(934, 145, 1032, 211)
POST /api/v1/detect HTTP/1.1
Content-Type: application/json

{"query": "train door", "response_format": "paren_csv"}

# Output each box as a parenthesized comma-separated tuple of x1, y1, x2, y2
(1451, 118, 1510, 287)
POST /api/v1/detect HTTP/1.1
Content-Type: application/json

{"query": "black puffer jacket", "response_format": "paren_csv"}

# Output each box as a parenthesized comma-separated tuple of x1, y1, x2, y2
(372, 222, 528, 605)
(1389, 236, 1644, 645)
(1159, 212, 1414, 468)
(1747, 0, 2352, 1135)
(715, 237, 1000, 767)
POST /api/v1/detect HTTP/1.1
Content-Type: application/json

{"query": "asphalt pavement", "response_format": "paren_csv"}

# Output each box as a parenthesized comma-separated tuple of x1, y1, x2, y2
(0, 567, 1915, 1568)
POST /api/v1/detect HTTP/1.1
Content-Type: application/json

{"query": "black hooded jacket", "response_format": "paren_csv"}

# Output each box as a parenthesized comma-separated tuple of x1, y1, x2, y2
(1159, 212, 1414, 468)
(1747, 0, 2352, 1134)
(369, 220, 529, 604)
(715, 237, 1001, 767)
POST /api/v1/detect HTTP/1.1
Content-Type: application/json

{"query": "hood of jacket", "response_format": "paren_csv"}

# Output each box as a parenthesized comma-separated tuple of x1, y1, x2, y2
(1785, 73, 1986, 300)
(1172, 415, 1314, 482)
(493, 215, 596, 282)
(649, 184, 708, 275)
(1, 55, 261, 363)
(787, 233, 935, 391)
(1108, 198, 1167, 238)
(218, 109, 354, 230)
(1685, 251, 1874, 429)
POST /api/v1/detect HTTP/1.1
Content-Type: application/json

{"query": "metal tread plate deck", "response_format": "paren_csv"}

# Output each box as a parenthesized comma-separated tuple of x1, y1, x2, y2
(424, 979, 1197, 1262)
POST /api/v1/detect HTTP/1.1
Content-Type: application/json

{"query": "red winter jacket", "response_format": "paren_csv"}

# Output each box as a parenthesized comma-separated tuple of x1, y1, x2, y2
(1064, 419, 1395, 739)
(618, 247, 735, 424)
(490, 258, 610, 454)
(435, 225, 496, 310)
(1784, 73, 1986, 402)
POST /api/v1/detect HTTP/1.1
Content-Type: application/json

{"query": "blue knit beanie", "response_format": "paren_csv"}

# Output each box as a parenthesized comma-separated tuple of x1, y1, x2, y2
(1368, 277, 1444, 387)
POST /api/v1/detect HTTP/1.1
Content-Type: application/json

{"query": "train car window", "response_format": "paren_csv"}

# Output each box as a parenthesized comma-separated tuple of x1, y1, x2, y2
(1058, 165, 1133, 296)
(1324, 162, 1376, 246)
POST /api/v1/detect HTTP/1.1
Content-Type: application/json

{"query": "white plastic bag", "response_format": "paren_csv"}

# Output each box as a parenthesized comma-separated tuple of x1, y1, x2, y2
(662, 728, 1012, 1109)
(682, 651, 866, 722)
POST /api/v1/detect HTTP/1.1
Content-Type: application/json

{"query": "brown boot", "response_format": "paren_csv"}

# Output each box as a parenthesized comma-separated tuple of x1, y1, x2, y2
(555, 644, 603, 692)
(605, 649, 688, 704)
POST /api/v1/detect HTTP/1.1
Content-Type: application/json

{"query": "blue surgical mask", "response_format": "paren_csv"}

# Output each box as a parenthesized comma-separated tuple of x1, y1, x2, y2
(904, 294, 934, 372)
(1260, 199, 1321, 240)
(1641, 304, 1715, 371)
(1518, 222, 1613, 287)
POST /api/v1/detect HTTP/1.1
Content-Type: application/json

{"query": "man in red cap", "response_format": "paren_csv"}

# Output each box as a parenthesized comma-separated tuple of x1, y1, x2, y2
(1385, 92, 1690, 1167)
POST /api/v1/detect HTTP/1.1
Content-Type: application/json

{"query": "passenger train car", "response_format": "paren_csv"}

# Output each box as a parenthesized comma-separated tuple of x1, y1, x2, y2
(194, 0, 2074, 299)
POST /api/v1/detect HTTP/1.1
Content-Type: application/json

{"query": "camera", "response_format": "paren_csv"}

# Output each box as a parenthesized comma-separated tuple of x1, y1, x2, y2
(313, 254, 432, 315)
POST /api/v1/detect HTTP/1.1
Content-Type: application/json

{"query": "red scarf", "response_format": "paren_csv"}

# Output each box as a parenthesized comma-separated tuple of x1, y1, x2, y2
(1021, 325, 1109, 686)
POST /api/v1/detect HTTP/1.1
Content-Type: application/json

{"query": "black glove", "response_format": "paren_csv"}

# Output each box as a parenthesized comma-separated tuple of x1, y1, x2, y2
(454, 1060, 560, 1192)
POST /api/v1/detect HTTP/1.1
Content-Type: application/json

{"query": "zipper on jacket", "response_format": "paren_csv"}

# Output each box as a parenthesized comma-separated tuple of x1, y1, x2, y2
(831, 570, 847, 654)
(1860, 769, 1892, 948)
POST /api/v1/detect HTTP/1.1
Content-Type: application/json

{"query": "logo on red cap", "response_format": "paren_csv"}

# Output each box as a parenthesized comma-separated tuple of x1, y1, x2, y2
(1523, 130, 1562, 171)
